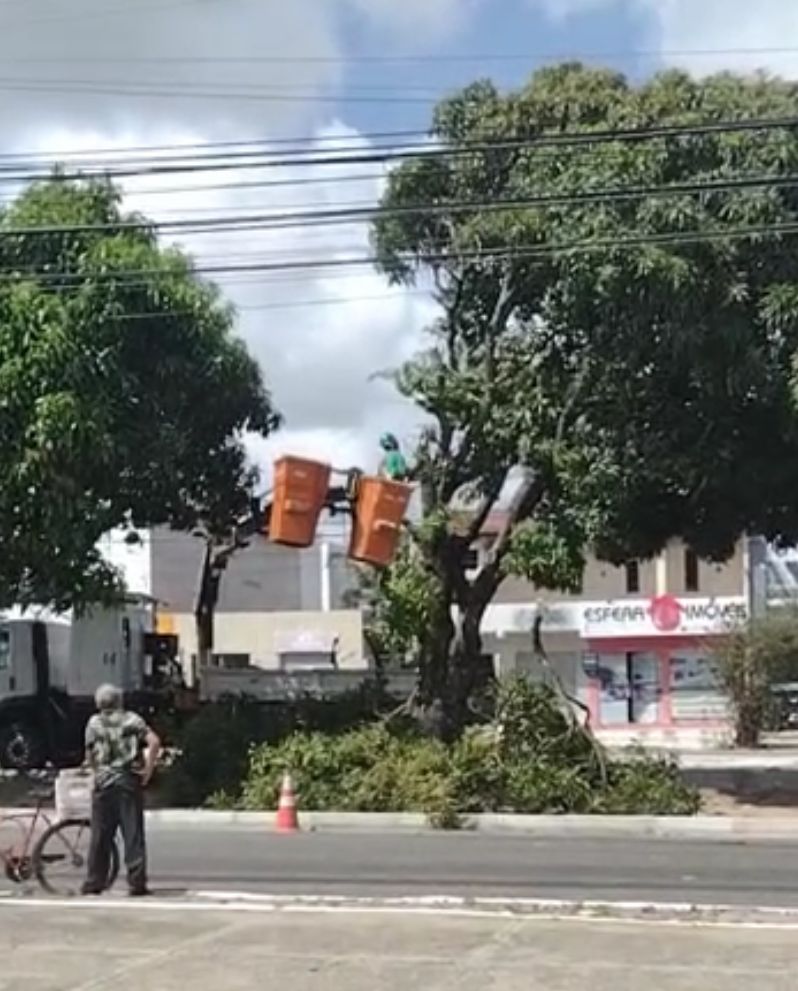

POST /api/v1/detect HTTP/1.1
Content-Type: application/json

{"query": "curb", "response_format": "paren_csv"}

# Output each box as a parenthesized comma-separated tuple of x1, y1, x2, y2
(140, 809, 798, 840)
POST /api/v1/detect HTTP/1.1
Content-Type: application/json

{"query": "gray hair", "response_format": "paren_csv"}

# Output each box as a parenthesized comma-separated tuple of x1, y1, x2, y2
(95, 683, 123, 712)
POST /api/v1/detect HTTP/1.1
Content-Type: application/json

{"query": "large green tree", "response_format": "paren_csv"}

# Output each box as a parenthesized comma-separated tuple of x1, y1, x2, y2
(0, 178, 279, 610)
(372, 64, 798, 735)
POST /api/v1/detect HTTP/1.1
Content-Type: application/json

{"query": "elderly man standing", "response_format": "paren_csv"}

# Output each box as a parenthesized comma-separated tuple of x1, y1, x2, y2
(82, 684, 161, 897)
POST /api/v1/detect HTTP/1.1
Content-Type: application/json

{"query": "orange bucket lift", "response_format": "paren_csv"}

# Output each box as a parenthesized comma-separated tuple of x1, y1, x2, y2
(269, 456, 331, 548)
(348, 475, 413, 567)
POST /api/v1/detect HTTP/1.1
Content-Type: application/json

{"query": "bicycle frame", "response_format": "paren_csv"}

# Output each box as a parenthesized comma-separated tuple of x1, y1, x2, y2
(0, 803, 54, 883)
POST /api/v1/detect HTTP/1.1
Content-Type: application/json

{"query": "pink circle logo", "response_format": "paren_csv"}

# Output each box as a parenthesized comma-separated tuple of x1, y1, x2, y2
(649, 595, 682, 632)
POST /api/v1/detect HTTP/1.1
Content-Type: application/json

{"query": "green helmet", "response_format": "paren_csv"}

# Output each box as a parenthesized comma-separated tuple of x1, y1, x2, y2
(380, 432, 399, 451)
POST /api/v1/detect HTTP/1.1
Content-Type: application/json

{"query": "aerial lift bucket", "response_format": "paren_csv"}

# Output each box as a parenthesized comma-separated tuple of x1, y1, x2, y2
(348, 475, 413, 567)
(269, 457, 331, 548)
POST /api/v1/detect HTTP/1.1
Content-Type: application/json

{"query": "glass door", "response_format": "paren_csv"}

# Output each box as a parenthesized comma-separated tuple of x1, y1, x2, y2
(597, 651, 661, 725)
(597, 654, 630, 725)
(629, 651, 660, 724)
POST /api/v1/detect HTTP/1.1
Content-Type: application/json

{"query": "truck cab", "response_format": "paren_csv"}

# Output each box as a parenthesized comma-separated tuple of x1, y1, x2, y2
(0, 601, 182, 769)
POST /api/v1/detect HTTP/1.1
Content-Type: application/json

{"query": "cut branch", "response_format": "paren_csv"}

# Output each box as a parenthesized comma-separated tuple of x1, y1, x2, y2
(465, 470, 508, 544)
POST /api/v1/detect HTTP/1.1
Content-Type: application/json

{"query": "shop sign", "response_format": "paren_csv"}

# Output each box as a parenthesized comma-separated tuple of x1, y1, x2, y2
(480, 602, 581, 635)
(582, 595, 748, 638)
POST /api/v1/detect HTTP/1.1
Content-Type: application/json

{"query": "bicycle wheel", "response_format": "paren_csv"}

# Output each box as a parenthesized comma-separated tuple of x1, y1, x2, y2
(33, 819, 120, 896)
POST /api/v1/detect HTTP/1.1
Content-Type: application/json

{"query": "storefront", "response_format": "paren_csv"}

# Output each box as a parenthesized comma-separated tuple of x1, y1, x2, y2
(483, 594, 748, 748)
(581, 595, 747, 745)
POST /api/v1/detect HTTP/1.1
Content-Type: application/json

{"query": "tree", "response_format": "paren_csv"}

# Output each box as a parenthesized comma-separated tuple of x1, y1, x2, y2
(0, 178, 280, 610)
(715, 609, 798, 747)
(372, 65, 798, 736)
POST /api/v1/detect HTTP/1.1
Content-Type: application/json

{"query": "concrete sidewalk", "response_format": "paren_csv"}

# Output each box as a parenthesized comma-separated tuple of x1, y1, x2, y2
(1, 901, 796, 991)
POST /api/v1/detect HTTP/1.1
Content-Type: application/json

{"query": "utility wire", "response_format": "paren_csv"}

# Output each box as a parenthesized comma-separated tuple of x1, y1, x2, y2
(0, 172, 389, 206)
(0, 137, 435, 177)
(0, 115, 795, 184)
(0, 171, 795, 240)
(112, 289, 430, 318)
(3, 221, 797, 286)
(0, 134, 435, 173)
(0, 128, 430, 164)
(0, 78, 439, 106)
(4, 45, 798, 64)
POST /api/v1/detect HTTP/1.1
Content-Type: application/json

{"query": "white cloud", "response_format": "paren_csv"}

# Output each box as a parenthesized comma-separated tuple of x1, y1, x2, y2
(345, 0, 481, 38)
(16, 122, 433, 480)
(638, 0, 798, 78)
(529, 0, 798, 77)
(0, 0, 341, 140)
(0, 0, 480, 143)
(0, 0, 473, 481)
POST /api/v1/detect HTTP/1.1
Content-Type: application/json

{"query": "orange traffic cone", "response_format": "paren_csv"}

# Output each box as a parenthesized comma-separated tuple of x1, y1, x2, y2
(275, 772, 299, 833)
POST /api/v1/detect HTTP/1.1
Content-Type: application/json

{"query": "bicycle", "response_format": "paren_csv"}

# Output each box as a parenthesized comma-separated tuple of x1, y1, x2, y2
(1, 785, 119, 896)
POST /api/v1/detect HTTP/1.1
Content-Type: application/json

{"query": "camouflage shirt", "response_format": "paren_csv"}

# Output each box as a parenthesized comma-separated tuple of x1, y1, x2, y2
(85, 710, 148, 789)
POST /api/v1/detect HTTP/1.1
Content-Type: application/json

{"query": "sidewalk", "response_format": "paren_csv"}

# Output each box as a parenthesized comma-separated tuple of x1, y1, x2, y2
(610, 731, 798, 768)
(1, 900, 796, 991)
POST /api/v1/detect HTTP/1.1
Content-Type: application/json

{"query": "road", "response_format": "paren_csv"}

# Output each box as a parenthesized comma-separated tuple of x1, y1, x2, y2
(2, 900, 798, 991)
(132, 824, 798, 907)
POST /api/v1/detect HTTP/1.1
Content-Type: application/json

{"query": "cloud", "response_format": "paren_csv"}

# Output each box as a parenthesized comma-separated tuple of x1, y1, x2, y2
(16, 121, 433, 479)
(0, 0, 479, 478)
(345, 0, 481, 38)
(638, 0, 798, 78)
(0, 0, 342, 141)
(528, 0, 798, 77)
(0, 0, 481, 144)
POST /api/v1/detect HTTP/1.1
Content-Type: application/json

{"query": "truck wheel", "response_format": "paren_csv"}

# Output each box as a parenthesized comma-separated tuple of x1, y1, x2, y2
(0, 723, 45, 770)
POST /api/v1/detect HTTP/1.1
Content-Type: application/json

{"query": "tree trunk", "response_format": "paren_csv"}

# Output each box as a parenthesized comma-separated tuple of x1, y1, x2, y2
(415, 586, 490, 740)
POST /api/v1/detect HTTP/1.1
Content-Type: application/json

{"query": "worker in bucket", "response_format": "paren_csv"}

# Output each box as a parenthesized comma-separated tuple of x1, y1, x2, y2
(81, 684, 162, 897)
(378, 432, 409, 481)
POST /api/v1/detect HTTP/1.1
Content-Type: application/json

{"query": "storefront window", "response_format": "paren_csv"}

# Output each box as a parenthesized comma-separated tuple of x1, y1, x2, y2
(595, 652, 660, 726)
(669, 651, 726, 721)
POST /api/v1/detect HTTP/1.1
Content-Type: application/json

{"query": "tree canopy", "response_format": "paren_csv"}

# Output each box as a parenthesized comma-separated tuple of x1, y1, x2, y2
(0, 178, 279, 610)
(371, 64, 798, 731)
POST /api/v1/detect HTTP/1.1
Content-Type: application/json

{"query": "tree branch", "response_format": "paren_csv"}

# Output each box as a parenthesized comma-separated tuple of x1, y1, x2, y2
(555, 356, 592, 447)
(439, 275, 516, 506)
(432, 268, 468, 501)
(470, 468, 546, 610)
(484, 269, 514, 384)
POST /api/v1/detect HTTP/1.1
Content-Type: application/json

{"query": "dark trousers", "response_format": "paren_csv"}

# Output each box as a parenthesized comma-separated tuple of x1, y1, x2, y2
(85, 776, 147, 893)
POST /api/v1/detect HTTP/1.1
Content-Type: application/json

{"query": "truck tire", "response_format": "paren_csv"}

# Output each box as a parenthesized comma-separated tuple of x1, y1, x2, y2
(0, 722, 46, 770)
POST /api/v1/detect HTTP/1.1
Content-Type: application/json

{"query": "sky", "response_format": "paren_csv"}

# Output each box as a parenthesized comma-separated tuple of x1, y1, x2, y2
(2, 0, 798, 487)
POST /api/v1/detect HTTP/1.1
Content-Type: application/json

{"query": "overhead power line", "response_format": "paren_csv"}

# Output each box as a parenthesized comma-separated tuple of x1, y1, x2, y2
(3, 221, 798, 286)
(4, 45, 798, 64)
(0, 78, 442, 107)
(0, 171, 796, 240)
(0, 135, 437, 177)
(0, 128, 430, 164)
(0, 114, 796, 185)
(113, 289, 430, 318)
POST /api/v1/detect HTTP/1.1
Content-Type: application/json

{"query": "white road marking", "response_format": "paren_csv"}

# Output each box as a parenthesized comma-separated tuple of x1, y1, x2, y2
(4, 889, 798, 929)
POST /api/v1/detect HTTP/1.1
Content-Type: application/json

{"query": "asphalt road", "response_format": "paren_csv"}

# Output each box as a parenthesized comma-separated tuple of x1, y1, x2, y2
(132, 825, 798, 907)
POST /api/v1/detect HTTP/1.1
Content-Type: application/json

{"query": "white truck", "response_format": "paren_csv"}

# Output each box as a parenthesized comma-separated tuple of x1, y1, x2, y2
(0, 599, 181, 769)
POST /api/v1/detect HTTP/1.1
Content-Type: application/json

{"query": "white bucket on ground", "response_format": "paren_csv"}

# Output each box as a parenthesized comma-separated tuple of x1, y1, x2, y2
(55, 768, 94, 821)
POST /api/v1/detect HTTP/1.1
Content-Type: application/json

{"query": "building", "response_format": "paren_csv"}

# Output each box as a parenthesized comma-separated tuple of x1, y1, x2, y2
(101, 523, 793, 749)
(479, 528, 755, 749)
(98, 526, 366, 678)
